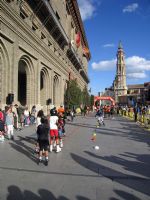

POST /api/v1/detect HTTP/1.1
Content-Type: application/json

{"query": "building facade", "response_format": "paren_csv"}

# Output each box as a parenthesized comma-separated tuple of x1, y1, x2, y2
(0, 0, 90, 112)
(114, 41, 127, 103)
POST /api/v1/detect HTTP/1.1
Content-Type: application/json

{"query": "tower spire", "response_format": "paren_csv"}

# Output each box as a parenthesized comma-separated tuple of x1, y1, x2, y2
(114, 41, 127, 103)
(118, 40, 123, 49)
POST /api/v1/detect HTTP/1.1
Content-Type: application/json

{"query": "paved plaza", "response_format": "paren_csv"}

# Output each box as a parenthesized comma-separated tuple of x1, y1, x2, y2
(0, 114, 150, 200)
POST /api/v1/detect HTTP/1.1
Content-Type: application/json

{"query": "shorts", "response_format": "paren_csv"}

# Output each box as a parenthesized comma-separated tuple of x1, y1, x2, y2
(0, 121, 4, 131)
(58, 129, 63, 137)
(50, 129, 58, 137)
(38, 140, 49, 151)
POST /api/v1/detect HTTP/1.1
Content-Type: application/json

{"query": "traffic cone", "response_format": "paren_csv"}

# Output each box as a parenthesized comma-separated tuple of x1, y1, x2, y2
(91, 132, 96, 141)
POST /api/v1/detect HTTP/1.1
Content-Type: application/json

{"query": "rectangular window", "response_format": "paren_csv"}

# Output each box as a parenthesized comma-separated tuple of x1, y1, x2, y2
(41, 33, 46, 39)
(48, 41, 52, 47)
(32, 23, 38, 31)
(56, 12, 60, 21)
(20, 8, 28, 19)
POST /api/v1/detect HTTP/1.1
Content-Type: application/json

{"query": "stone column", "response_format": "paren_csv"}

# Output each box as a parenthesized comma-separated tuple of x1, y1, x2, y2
(12, 36, 19, 103)
(36, 58, 41, 105)
(51, 70, 54, 105)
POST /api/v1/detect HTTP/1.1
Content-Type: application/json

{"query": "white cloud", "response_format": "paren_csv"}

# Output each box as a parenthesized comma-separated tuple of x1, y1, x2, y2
(126, 56, 150, 71)
(92, 59, 116, 70)
(123, 3, 138, 13)
(77, 0, 96, 21)
(91, 56, 150, 80)
(127, 72, 147, 79)
(102, 43, 115, 48)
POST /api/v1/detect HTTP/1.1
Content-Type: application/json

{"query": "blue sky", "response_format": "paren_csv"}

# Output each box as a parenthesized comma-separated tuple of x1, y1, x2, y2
(77, 0, 150, 95)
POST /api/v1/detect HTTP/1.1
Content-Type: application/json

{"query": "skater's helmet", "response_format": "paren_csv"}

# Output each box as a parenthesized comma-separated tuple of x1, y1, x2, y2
(50, 108, 57, 116)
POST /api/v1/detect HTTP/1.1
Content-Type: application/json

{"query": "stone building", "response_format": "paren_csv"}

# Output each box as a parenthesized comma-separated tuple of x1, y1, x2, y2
(114, 41, 127, 103)
(0, 0, 90, 112)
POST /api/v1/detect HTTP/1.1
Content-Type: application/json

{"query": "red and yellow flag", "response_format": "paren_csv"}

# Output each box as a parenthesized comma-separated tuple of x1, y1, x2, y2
(83, 46, 89, 56)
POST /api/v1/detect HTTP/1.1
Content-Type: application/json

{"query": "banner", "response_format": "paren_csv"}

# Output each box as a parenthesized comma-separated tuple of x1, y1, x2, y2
(75, 32, 81, 48)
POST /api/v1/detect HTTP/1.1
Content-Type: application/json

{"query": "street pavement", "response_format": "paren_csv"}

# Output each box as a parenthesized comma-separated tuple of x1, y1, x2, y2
(0, 113, 150, 200)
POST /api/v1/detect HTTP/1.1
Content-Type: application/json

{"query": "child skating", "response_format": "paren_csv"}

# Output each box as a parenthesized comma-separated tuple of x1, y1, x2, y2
(37, 117, 49, 166)
(49, 109, 61, 153)
(58, 112, 65, 148)
(95, 108, 105, 127)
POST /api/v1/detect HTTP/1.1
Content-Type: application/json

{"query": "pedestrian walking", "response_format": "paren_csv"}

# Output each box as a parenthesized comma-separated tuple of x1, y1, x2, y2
(70, 110, 74, 122)
(30, 105, 37, 124)
(24, 106, 30, 126)
(0, 108, 5, 142)
(5, 106, 14, 140)
(17, 103, 25, 130)
(134, 106, 138, 122)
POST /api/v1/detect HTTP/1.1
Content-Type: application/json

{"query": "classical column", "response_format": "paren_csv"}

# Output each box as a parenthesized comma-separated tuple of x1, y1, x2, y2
(36, 59, 41, 105)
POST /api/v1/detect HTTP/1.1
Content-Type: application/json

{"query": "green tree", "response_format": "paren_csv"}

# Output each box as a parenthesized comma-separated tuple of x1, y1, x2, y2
(64, 79, 82, 108)
(82, 86, 90, 106)
(90, 95, 94, 107)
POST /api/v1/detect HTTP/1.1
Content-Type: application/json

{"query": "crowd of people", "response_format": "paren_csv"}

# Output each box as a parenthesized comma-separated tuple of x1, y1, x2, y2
(1, 101, 149, 166)
(0, 103, 76, 166)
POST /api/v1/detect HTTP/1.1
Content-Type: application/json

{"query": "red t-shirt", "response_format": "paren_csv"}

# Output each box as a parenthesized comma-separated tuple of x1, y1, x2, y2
(0, 111, 4, 121)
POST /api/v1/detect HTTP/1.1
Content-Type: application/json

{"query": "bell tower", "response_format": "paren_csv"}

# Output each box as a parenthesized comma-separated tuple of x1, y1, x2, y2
(114, 41, 127, 102)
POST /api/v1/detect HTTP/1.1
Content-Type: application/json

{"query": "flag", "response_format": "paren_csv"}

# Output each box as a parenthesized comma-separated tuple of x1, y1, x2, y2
(75, 32, 81, 48)
(83, 46, 89, 57)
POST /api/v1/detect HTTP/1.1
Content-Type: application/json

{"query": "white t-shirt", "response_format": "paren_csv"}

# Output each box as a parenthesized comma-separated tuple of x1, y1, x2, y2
(36, 117, 41, 127)
(24, 110, 29, 117)
(49, 116, 58, 130)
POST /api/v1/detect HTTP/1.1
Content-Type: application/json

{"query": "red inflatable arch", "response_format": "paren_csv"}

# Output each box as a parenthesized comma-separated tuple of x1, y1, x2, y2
(94, 96, 115, 106)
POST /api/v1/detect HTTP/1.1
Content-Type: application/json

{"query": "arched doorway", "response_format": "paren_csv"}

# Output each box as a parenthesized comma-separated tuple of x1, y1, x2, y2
(40, 67, 49, 105)
(0, 39, 10, 104)
(18, 60, 27, 105)
(18, 56, 35, 107)
(53, 75, 59, 105)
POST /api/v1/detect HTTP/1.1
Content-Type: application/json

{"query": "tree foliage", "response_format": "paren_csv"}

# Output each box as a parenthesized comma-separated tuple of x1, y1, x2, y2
(64, 79, 92, 108)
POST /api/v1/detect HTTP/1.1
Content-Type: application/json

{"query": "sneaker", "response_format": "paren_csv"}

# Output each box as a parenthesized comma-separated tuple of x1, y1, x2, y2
(56, 145, 61, 153)
(38, 159, 42, 165)
(60, 141, 63, 148)
(45, 159, 48, 166)
(49, 145, 53, 152)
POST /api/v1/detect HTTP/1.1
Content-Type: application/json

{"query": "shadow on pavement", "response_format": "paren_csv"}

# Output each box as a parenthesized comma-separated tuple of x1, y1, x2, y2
(9, 139, 37, 163)
(71, 153, 150, 197)
(7, 185, 90, 200)
(84, 151, 150, 179)
(110, 189, 141, 200)
(17, 135, 36, 144)
(119, 122, 150, 148)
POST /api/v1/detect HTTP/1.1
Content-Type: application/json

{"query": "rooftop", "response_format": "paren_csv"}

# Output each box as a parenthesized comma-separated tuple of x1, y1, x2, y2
(127, 84, 144, 89)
